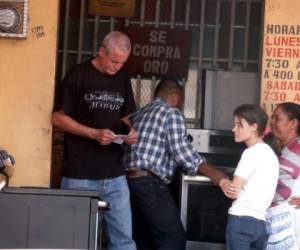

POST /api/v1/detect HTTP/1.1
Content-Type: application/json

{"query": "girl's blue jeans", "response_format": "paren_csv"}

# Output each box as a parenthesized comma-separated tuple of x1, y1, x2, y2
(226, 214, 267, 250)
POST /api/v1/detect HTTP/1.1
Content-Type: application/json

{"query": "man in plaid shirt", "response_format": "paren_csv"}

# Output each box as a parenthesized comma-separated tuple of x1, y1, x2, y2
(125, 78, 227, 250)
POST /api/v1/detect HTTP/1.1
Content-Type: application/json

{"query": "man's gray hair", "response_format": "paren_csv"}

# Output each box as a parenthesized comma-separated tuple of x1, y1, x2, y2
(102, 31, 131, 54)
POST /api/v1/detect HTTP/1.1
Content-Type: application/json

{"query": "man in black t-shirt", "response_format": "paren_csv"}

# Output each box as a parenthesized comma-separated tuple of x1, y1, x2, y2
(52, 31, 138, 250)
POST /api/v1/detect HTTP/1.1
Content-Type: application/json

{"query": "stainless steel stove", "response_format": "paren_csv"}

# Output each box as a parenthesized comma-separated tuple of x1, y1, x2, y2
(180, 129, 245, 250)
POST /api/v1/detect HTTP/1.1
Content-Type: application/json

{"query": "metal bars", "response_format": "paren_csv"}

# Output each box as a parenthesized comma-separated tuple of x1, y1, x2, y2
(243, 0, 251, 70)
(195, 0, 207, 127)
(92, 16, 100, 56)
(61, 0, 70, 77)
(213, 0, 221, 69)
(77, 0, 86, 63)
(227, 0, 236, 70)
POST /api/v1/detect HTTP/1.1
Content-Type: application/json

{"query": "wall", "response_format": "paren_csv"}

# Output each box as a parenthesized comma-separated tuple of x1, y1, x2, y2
(0, 0, 59, 186)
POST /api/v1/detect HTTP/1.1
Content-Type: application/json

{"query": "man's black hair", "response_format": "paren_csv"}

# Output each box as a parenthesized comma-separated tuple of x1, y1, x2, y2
(154, 77, 183, 98)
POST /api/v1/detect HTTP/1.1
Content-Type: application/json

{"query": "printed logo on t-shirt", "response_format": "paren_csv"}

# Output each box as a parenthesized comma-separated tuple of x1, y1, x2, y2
(84, 91, 124, 111)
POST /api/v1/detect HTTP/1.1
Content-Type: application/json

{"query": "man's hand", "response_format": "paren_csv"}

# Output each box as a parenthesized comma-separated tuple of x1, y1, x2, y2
(198, 162, 228, 186)
(289, 197, 300, 209)
(93, 129, 116, 145)
(219, 178, 230, 194)
(124, 128, 138, 145)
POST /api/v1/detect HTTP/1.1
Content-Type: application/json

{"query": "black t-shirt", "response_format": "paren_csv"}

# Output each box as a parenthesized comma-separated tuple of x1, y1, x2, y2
(54, 59, 136, 179)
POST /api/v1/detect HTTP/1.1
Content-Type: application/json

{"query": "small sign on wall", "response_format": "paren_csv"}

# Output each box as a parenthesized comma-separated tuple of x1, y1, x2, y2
(88, 0, 135, 18)
(0, 0, 28, 38)
(124, 27, 191, 78)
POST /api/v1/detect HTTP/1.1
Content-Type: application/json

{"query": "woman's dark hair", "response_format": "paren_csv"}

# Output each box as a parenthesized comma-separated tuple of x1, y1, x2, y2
(233, 104, 268, 136)
(263, 132, 281, 156)
(276, 102, 300, 135)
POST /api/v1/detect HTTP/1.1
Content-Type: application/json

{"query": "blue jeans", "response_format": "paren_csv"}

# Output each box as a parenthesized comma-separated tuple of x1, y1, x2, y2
(61, 175, 136, 250)
(226, 215, 267, 250)
(128, 176, 186, 250)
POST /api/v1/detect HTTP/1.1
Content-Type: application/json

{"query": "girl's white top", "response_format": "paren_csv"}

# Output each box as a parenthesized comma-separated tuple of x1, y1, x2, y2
(229, 142, 279, 221)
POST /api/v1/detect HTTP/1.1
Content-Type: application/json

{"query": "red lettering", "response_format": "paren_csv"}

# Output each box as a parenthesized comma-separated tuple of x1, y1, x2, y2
(266, 47, 272, 57)
(265, 36, 272, 45)
(273, 81, 279, 90)
(266, 81, 300, 90)
(294, 93, 300, 103)
(264, 36, 300, 46)
(265, 47, 300, 58)
(266, 80, 273, 89)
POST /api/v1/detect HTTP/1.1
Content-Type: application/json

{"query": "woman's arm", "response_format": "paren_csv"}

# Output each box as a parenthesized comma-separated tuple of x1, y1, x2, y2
(223, 175, 246, 199)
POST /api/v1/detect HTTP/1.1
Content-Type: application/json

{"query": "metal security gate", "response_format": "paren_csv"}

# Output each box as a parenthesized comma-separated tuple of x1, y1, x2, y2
(52, 0, 264, 186)
(56, 0, 263, 124)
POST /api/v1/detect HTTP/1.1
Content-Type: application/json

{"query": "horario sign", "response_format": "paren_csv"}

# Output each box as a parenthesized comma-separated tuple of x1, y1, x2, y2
(260, 0, 300, 116)
(124, 27, 190, 78)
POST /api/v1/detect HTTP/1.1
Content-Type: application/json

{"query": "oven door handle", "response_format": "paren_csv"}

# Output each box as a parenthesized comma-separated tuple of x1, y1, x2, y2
(183, 175, 212, 182)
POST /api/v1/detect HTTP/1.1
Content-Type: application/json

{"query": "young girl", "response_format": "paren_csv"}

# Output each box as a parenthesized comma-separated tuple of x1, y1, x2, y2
(221, 104, 279, 250)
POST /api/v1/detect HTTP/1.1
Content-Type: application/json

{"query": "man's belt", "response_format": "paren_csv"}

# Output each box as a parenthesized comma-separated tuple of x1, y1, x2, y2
(127, 169, 157, 179)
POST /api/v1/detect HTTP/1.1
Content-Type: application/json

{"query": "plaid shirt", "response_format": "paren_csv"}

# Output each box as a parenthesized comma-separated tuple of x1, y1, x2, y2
(125, 98, 203, 183)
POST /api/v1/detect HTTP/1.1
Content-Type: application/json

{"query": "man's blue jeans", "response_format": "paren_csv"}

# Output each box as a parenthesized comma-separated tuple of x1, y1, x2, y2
(226, 214, 267, 250)
(128, 176, 186, 250)
(61, 175, 136, 250)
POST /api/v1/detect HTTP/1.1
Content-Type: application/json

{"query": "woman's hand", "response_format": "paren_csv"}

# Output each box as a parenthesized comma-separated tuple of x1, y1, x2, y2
(225, 183, 240, 199)
(219, 178, 239, 199)
(289, 196, 300, 209)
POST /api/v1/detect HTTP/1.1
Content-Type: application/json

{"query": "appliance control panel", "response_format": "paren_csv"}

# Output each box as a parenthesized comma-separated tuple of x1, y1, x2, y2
(187, 129, 210, 153)
(187, 129, 244, 155)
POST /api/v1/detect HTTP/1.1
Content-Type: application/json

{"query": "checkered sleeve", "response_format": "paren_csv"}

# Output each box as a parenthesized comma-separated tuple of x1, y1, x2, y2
(166, 110, 204, 175)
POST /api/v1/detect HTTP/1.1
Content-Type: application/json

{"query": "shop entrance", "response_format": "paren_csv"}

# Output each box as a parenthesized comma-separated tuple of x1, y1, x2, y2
(51, 0, 263, 187)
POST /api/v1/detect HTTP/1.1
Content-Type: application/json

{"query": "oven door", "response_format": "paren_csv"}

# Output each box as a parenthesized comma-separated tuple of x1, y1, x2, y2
(180, 175, 232, 250)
